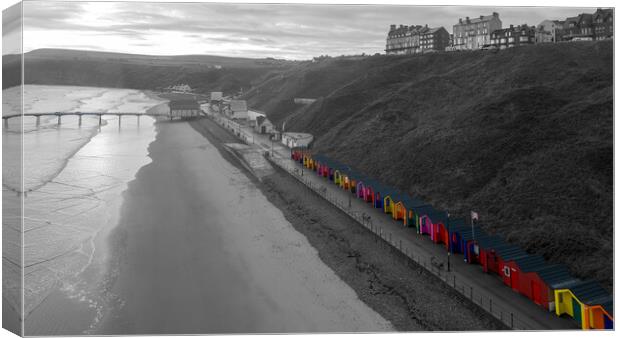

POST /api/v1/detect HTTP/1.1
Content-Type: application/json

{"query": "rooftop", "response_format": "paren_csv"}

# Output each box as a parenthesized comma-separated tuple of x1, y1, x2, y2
(169, 99, 200, 110)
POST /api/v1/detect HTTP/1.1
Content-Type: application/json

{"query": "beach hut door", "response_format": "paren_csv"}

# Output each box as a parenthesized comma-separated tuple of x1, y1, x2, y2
(572, 298, 582, 324)
(531, 281, 542, 305)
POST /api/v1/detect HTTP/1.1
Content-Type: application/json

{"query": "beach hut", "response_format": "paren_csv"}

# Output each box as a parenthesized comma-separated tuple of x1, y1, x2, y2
(392, 196, 427, 227)
(586, 299, 613, 330)
(499, 255, 546, 291)
(341, 168, 359, 192)
(363, 179, 384, 206)
(496, 249, 531, 288)
(333, 169, 343, 185)
(417, 206, 439, 236)
(520, 264, 576, 310)
(476, 236, 509, 273)
(446, 221, 472, 253)
(355, 179, 367, 199)
(428, 211, 449, 244)
(555, 280, 613, 330)
(389, 193, 408, 220)
(458, 226, 488, 264)
(410, 204, 434, 233)
(383, 193, 396, 215)
(346, 170, 367, 196)
(434, 217, 466, 250)
(313, 154, 328, 177)
(373, 185, 397, 211)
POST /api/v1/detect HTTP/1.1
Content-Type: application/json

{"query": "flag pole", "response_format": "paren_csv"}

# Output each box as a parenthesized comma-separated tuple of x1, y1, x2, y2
(471, 213, 475, 242)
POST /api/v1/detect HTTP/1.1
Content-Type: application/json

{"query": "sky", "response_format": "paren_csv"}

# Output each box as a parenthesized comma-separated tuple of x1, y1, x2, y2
(2, 0, 603, 59)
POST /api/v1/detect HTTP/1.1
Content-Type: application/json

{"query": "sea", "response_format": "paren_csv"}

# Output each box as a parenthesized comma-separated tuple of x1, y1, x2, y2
(2, 85, 166, 333)
(2, 85, 391, 334)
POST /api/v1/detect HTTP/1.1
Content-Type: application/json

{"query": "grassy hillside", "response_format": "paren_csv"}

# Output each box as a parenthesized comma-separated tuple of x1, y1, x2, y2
(3, 48, 295, 94)
(242, 41, 613, 290)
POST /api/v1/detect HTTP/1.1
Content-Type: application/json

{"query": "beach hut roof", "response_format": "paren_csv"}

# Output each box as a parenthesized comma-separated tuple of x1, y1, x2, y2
(599, 298, 614, 317)
(476, 235, 506, 250)
(427, 210, 449, 224)
(495, 246, 528, 261)
(458, 226, 487, 241)
(412, 204, 436, 214)
(567, 280, 612, 308)
(448, 217, 467, 227)
(512, 255, 546, 271)
(534, 264, 575, 287)
(491, 243, 523, 256)
(393, 195, 427, 209)
(313, 154, 350, 171)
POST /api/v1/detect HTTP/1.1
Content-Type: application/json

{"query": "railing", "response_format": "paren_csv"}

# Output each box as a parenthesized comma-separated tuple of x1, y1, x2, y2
(207, 110, 549, 331)
(267, 155, 535, 330)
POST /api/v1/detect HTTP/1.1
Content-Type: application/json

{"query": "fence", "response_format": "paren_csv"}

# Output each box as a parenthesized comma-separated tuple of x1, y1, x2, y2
(267, 155, 534, 330)
(208, 110, 536, 330)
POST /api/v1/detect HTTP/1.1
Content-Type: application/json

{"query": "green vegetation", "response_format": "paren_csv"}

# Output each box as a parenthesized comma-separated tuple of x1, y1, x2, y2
(5, 42, 612, 291)
(3, 48, 296, 93)
(243, 41, 613, 291)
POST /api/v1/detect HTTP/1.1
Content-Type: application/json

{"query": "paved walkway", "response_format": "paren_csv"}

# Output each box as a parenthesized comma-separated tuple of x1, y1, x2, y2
(204, 110, 577, 330)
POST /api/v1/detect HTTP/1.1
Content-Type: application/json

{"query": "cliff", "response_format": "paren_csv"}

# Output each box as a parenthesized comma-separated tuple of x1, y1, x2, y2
(242, 41, 613, 290)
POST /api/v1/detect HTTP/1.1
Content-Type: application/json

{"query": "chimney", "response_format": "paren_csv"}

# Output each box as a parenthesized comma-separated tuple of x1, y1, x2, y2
(459, 18, 463, 24)
(390, 24, 396, 31)
(510, 24, 514, 29)
(425, 24, 428, 28)
(493, 12, 499, 17)
(480, 15, 484, 19)
(399, 24, 404, 28)
(466, 16, 470, 23)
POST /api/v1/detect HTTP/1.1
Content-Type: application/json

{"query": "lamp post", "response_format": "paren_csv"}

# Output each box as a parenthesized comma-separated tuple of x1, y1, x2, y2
(447, 211, 451, 272)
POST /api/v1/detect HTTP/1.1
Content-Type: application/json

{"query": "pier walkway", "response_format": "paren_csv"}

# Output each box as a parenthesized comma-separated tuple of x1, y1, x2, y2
(205, 109, 577, 331)
(2, 111, 171, 129)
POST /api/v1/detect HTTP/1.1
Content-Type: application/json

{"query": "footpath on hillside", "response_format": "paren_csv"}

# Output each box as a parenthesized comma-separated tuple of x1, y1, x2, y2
(203, 110, 577, 331)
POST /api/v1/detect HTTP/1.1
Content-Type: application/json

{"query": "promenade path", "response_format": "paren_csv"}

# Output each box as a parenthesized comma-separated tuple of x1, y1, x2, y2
(205, 110, 577, 331)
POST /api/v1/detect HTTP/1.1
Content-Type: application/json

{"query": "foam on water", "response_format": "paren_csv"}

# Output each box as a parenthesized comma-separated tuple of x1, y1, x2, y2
(3, 85, 164, 192)
(2, 85, 165, 330)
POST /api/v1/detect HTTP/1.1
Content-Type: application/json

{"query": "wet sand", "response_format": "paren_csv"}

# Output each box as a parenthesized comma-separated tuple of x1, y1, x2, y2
(189, 117, 505, 331)
(98, 120, 392, 334)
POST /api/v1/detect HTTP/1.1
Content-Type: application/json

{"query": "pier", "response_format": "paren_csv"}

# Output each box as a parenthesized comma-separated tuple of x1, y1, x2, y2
(2, 111, 171, 129)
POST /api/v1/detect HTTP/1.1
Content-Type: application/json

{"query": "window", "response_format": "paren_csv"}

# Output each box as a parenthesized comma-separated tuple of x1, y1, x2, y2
(503, 266, 511, 277)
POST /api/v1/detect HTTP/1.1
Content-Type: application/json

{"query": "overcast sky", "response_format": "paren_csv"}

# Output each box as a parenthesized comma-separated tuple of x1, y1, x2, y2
(3, 1, 602, 59)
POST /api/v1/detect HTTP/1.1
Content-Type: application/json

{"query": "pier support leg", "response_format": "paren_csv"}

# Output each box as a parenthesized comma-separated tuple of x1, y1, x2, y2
(118, 115, 122, 128)
(78, 115, 82, 126)
(137, 115, 140, 126)
(99, 115, 102, 126)
(36, 116, 40, 127)
(4, 119, 8, 129)
(57, 115, 61, 125)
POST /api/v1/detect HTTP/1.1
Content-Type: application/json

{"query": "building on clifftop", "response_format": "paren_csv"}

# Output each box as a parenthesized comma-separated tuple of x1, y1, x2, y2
(385, 24, 450, 55)
(453, 12, 502, 50)
(490, 24, 536, 49)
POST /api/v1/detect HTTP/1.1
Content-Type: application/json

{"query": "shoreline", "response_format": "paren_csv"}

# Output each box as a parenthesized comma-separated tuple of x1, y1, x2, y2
(188, 117, 506, 331)
(98, 119, 392, 334)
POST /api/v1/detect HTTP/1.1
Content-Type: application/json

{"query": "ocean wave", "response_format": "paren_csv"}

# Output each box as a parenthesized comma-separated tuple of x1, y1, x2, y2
(2, 85, 165, 193)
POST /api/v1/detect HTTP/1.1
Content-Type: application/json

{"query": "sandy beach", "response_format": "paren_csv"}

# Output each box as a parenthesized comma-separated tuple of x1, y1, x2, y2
(189, 117, 505, 331)
(98, 119, 392, 334)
